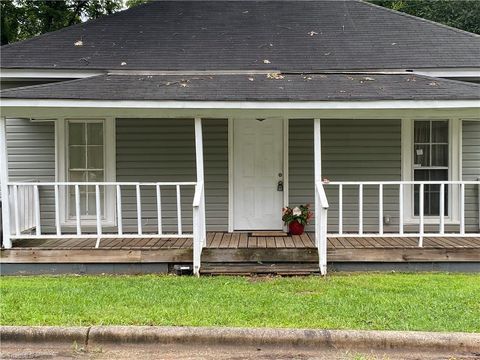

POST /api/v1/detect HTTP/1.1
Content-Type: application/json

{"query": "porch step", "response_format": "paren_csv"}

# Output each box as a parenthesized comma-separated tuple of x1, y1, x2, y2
(200, 262, 319, 276)
(250, 231, 288, 237)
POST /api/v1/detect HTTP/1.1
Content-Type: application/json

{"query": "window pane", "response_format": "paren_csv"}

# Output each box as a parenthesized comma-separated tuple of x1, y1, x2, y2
(69, 123, 85, 145)
(414, 145, 429, 167)
(68, 170, 86, 182)
(69, 146, 86, 169)
(414, 169, 448, 216)
(87, 123, 103, 145)
(69, 193, 87, 217)
(432, 121, 448, 143)
(431, 145, 448, 167)
(414, 121, 430, 143)
(87, 146, 104, 169)
(87, 171, 104, 182)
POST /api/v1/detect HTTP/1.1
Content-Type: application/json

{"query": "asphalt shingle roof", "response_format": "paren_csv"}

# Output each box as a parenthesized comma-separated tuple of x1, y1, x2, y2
(2, 73, 479, 101)
(1, 1, 479, 71)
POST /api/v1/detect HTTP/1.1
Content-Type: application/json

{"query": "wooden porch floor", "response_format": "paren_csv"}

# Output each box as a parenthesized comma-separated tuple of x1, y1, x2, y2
(8, 232, 480, 250)
(2, 232, 480, 266)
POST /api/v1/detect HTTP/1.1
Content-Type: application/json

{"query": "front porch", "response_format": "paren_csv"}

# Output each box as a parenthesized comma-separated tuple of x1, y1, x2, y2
(2, 232, 479, 275)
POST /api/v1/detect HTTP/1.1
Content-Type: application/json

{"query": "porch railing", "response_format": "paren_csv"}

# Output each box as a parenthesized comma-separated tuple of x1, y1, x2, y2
(6, 181, 206, 274)
(322, 180, 480, 246)
(9, 180, 36, 234)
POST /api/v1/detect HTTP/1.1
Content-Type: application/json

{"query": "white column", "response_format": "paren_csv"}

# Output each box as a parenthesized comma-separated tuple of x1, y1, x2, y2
(0, 117, 12, 248)
(314, 118, 322, 247)
(194, 117, 206, 244)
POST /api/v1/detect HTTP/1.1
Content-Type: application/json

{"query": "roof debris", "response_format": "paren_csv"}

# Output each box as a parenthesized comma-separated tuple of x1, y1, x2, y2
(74, 40, 83, 46)
(120, 61, 127, 66)
(308, 31, 318, 37)
(267, 72, 284, 80)
(429, 81, 439, 86)
(248, 77, 255, 81)
(303, 76, 313, 80)
(263, 59, 271, 64)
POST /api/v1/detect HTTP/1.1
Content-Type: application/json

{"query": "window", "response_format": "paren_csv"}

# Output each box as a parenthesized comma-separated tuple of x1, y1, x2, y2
(57, 118, 116, 226)
(413, 120, 449, 216)
(67, 120, 105, 218)
(401, 119, 460, 223)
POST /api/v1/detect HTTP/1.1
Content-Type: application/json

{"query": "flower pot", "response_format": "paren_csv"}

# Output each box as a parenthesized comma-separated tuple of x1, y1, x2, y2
(289, 221, 305, 235)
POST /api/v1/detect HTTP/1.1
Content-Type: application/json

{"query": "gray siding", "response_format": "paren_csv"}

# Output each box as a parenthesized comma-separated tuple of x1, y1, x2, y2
(462, 120, 480, 232)
(289, 119, 402, 232)
(5, 118, 56, 229)
(116, 118, 228, 232)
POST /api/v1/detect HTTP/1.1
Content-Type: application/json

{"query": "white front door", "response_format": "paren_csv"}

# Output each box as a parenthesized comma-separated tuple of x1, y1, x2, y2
(233, 118, 284, 230)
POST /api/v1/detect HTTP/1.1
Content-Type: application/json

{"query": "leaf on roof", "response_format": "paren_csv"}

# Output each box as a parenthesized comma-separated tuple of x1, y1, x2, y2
(248, 77, 255, 82)
(267, 72, 284, 80)
(74, 40, 83, 46)
(120, 62, 127, 66)
(324, 52, 331, 56)
(429, 81, 439, 86)
(308, 31, 318, 37)
(263, 59, 271, 64)
(363, 77, 375, 81)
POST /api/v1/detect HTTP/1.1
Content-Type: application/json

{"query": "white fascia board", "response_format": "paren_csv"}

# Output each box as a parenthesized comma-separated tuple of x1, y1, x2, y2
(1, 98, 479, 110)
(0, 68, 105, 80)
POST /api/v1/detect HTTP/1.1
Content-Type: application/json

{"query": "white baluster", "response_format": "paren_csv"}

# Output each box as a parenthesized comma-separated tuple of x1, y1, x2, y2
(358, 184, 363, 235)
(54, 185, 61, 236)
(136, 184, 142, 235)
(34, 185, 41, 235)
(439, 183, 445, 235)
(379, 184, 383, 235)
(156, 184, 162, 235)
(419, 183, 424, 247)
(116, 185, 123, 235)
(338, 184, 343, 235)
(13, 185, 19, 236)
(95, 184, 102, 248)
(460, 183, 465, 235)
(399, 183, 404, 235)
(177, 184, 182, 235)
(75, 184, 81, 235)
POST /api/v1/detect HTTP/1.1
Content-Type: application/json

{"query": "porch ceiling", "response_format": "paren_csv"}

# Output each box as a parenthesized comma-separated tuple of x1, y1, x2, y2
(1, 73, 479, 102)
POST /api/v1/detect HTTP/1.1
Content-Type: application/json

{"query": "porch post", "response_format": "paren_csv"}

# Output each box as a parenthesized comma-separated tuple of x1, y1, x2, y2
(314, 118, 322, 247)
(194, 117, 206, 244)
(0, 117, 12, 248)
(314, 118, 327, 275)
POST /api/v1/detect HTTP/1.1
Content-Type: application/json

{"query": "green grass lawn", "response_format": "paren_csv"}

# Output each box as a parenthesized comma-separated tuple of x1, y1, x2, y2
(1, 273, 479, 332)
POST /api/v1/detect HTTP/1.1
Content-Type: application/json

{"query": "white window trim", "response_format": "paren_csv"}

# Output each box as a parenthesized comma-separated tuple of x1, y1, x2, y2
(401, 118, 461, 224)
(56, 117, 116, 227)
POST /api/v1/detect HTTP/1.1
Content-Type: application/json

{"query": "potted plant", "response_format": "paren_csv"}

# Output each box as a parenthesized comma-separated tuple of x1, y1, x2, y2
(282, 204, 313, 235)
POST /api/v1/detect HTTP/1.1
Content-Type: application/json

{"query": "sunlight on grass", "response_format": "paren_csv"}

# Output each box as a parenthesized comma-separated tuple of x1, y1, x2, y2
(1, 273, 479, 332)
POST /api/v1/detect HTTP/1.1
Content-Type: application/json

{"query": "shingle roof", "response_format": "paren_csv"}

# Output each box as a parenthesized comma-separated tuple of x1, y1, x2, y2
(2, 73, 479, 101)
(1, 1, 479, 71)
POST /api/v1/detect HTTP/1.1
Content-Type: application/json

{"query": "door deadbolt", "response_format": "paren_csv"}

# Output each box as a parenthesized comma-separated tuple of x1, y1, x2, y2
(277, 181, 284, 191)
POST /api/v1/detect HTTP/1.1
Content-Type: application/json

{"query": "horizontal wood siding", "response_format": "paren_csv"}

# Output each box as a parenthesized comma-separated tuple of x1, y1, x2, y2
(6, 119, 56, 230)
(462, 120, 480, 232)
(289, 119, 402, 232)
(116, 118, 228, 233)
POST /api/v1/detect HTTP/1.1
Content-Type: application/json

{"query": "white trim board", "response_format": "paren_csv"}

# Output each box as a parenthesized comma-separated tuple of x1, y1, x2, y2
(2, 99, 479, 110)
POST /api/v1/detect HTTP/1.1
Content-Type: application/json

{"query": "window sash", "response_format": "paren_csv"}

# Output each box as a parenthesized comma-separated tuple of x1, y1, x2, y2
(67, 120, 105, 219)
